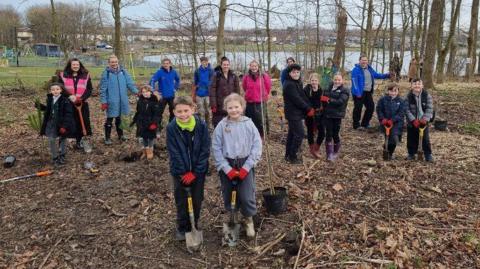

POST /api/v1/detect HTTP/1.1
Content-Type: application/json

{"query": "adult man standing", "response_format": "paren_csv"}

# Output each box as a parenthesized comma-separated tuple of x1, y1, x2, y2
(192, 56, 214, 126)
(351, 55, 391, 130)
(150, 58, 181, 129)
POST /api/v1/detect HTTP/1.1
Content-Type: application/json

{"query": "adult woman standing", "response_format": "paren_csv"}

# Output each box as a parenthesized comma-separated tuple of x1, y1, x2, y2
(209, 57, 240, 128)
(242, 60, 271, 138)
(58, 58, 93, 152)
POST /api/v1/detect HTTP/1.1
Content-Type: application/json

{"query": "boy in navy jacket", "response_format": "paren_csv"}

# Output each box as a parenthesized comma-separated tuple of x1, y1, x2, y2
(376, 83, 405, 160)
(166, 96, 210, 241)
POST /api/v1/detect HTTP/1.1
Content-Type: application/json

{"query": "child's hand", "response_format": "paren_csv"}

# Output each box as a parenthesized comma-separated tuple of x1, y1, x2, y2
(181, 172, 196, 185)
(419, 118, 427, 127)
(381, 119, 393, 128)
(412, 119, 420, 128)
(238, 168, 248, 180)
(211, 106, 217, 113)
(101, 103, 108, 111)
(320, 96, 330, 103)
(306, 108, 315, 117)
(148, 123, 157, 131)
(69, 95, 77, 103)
(226, 169, 239, 180)
(59, 127, 67, 135)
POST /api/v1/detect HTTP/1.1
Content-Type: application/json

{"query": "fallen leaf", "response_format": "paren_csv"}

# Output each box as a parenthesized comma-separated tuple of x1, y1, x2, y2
(332, 183, 343, 192)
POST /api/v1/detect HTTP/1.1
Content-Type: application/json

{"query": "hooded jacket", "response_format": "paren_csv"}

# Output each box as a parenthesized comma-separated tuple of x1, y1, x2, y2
(194, 64, 215, 97)
(150, 67, 180, 98)
(40, 93, 76, 138)
(283, 75, 311, 120)
(99, 66, 138, 118)
(376, 94, 405, 136)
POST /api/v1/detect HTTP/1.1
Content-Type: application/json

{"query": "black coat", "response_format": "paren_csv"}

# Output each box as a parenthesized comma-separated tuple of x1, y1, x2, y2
(39, 93, 76, 138)
(58, 74, 93, 136)
(283, 77, 311, 120)
(166, 116, 211, 178)
(304, 84, 323, 109)
(132, 95, 160, 139)
(322, 84, 349, 119)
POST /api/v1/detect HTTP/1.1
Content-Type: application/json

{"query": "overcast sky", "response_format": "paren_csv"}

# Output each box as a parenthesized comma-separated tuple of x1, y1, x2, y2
(2, 0, 476, 31)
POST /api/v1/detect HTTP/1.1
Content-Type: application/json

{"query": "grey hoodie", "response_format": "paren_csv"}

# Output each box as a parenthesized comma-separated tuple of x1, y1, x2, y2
(212, 116, 262, 174)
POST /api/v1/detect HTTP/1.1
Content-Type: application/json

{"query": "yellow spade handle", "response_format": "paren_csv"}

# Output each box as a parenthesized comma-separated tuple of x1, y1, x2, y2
(187, 196, 193, 213)
(231, 190, 237, 208)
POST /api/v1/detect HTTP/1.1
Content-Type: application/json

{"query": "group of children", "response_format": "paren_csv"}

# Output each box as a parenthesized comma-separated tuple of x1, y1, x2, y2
(37, 55, 434, 247)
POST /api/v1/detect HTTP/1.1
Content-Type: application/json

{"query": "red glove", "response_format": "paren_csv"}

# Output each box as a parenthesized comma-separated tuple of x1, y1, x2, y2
(320, 96, 330, 103)
(181, 172, 196, 185)
(238, 168, 249, 180)
(211, 106, 217, 113)
(148, 123, 157, 131)
(59, 127, 67, 135)
(412, 119, 420, 128)
(101, 103, 108, 111)
(226, 169, 239, 180)
(419, 118, 427, 127)
(306, 108, 315, 117)
(381, 119, 393, 128)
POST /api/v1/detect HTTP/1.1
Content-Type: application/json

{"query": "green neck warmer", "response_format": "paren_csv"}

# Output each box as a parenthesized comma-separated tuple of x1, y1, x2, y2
(176, 116, 196, 132)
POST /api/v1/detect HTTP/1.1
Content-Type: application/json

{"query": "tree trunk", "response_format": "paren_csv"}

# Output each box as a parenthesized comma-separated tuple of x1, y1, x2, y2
(389, 0, 394, 63)
(420, 0, 429, 59)
(466, 0, 479, 81)
(112, 0, 123, 61)
(189, 0, 198, 69)
(315, 0, 320, 68)
(266, 0, 272, 71)
(364, 0, 373, 58)
(368, 0, 386, 63)
(360, 0, 367, 55)
(216, 0, 227, 65)
(446, 39, 457, 77)
(414, 0, 425, 60)
(50, 0, 59, 44)
(333, 4, 347, 70)
(399, 0, 409, 73)
(423, 0, 444, 89)
(436, 0, 461, 83)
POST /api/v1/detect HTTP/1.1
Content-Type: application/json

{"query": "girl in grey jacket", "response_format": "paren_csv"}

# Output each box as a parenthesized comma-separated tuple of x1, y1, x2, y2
(212, 93, 262, 239)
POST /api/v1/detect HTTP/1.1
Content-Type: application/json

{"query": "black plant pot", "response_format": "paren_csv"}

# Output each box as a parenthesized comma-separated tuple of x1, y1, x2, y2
(262, 187, 288, 215)
(434, 120, 448, 131)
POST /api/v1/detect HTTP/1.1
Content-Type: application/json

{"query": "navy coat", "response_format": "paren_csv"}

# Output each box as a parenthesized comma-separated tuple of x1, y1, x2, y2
(376, 95, 405, 136)
(166, 116, 211, 178)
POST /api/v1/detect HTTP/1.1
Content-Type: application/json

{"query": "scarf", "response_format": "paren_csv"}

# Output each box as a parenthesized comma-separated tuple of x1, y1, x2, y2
(176, 116, 196, 132)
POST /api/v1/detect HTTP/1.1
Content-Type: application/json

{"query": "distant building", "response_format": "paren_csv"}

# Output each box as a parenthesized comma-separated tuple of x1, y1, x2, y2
(33, 43, 62, 57)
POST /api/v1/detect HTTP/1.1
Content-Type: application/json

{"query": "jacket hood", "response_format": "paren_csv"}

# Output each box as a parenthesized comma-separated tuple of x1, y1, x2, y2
(199, 64, 211, 70)
(106, 66, 124, 73)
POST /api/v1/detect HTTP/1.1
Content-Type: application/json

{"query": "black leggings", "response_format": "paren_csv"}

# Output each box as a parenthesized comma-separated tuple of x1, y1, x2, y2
(305, 115, 325, 145)
(324, 118, 342, 144)
(105, 116, 123, 137)
(245, 102, 269, 138)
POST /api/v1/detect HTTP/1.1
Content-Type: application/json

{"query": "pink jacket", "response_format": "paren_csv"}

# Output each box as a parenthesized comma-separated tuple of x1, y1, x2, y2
(242, 73, 272, 103)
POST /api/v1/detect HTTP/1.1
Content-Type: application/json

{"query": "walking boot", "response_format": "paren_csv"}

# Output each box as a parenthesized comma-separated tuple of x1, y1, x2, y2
(104, 124, 113, 145)
(146, 147, 154, 160)
(140, 147, 146, 160)
(332, 142, 341, 160)
(326, 142, 335, 161)
(244, 216, 255, 238)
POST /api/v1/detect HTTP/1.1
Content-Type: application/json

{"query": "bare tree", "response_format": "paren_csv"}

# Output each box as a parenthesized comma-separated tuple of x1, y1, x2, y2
(435, 0, 461, 83)
(465, 0, 479, 81)
(216, 0, 227, 64)
(0, 6, 21, 48)
(333, 2, 347, 70)
(423, 0, 445, 89)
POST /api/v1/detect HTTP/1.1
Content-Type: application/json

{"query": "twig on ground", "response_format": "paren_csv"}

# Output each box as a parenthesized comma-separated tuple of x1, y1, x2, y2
(252, 232, 286, 260)
(293, 222, 306, 269)
(96, 199, 128, 217)
(38, 235, 71, 269)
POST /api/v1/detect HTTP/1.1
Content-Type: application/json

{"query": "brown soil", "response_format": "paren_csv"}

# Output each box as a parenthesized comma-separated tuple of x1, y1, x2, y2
(1, 81, 479, 268)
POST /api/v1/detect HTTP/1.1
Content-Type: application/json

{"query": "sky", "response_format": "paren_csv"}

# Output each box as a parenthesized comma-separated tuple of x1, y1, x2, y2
(1, 0, 476, 31)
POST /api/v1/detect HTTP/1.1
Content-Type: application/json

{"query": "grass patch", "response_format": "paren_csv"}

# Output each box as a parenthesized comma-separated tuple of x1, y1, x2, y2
(461, 122, 480, 135)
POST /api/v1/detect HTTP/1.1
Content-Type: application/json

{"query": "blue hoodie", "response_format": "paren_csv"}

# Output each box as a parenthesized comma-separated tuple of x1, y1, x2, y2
(149, 67, 180, 98)
(351, 64, 389, 97)
(194, 64, 214, 97)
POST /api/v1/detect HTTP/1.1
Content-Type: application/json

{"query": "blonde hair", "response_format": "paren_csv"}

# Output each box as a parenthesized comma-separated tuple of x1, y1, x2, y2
(173, 96, 195, 108)
(140, 85, 152, 92)
(223, 93, 246, 111)
(386, 82, 399, 92)
(308, 72, 320, 81)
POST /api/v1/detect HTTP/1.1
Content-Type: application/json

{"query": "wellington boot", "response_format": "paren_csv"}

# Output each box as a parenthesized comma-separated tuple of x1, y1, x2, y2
(146, 148, 154, 160)
(244, 216, 255, 238)
(140, 148, 146, 160)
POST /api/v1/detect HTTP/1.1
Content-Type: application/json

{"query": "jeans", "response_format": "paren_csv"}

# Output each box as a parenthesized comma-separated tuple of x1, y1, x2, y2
(48, 137, 66, 159)
(195, 96, 210, 126)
